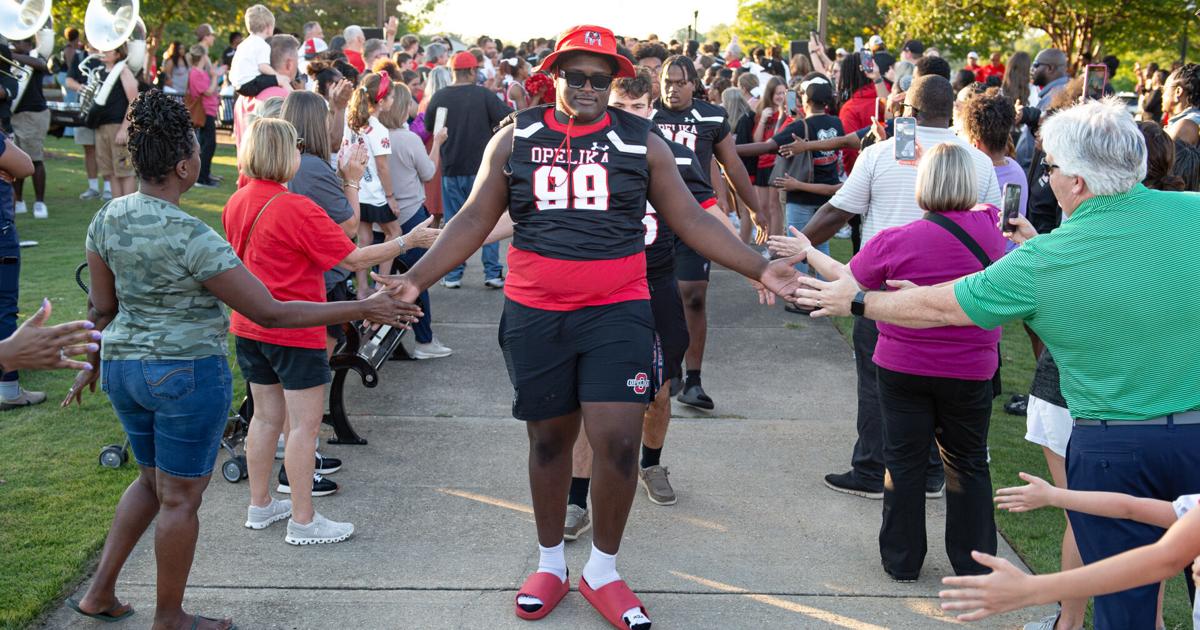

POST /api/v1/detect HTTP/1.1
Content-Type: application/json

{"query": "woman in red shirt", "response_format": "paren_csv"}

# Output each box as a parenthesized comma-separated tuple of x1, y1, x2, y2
(225, 118, 422, 545)
(752, 76, 791, 241)
(837, 53, 881, 174)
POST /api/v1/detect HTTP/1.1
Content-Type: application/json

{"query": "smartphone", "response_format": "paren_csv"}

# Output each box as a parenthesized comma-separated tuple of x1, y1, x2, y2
(875, 97, 886, 122)
(860, 51, 875, 74)
(1083, 64, 1107, 101)
(786, 91, 797, 114)
(433, 107, 448, 135)
(894, 117, 917, 161)
(1002, 183, 1022, 230)
(853, 36, 863, 53)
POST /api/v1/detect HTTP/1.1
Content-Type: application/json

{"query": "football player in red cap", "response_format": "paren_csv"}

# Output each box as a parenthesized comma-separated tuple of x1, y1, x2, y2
(373, 25, 805, 630)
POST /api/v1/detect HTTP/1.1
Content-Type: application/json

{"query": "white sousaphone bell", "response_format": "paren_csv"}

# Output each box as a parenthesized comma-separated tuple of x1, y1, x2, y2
(0, 0, 53, 80)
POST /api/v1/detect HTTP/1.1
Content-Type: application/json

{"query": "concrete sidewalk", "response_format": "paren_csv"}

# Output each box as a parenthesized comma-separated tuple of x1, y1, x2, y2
(40, 252, 1050, 629)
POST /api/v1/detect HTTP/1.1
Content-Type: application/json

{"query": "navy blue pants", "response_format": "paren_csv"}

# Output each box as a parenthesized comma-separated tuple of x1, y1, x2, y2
(396, 207, 433, 344)
(0, 220, 20, 383)
(1067, 420, 1200, 629)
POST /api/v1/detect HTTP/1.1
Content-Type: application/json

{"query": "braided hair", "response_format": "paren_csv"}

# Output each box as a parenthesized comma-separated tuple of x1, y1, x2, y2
(1174, 63, 1200, 108)
(127, 89, 195, 183)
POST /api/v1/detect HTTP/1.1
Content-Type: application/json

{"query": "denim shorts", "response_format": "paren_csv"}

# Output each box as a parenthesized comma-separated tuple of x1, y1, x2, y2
(102, 355, 233, 478)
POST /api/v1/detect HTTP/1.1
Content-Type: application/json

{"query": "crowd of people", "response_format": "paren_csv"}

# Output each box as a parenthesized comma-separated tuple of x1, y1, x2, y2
(2, 7, 1200, 630)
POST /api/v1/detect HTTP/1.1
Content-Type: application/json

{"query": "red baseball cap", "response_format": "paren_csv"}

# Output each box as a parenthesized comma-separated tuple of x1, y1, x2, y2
(449, 51, 478, 70)
(534, 25, 635, 79)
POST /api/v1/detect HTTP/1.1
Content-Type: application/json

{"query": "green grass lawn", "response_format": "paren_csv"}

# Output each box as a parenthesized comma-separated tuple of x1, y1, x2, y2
(825, 240, 1193, 629)
(0, 138, 1192, 628)
(0, 136, 241, 630)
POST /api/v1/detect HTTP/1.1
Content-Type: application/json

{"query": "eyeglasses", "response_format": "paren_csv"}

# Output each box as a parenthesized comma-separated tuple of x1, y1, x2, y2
(558, 69, 613, 91)
(1045, 162, 1061, 172)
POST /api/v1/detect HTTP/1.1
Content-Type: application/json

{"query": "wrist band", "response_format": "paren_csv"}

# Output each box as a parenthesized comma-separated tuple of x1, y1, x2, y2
(343, 181, 360, 190)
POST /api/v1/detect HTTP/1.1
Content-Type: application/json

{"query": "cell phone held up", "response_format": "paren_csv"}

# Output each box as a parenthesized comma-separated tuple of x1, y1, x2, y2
(1002, 183, 1022, 230)
(860, 50, 876, 75)
(894, 117, 917, 161)
(1083, 64, 1107, 102)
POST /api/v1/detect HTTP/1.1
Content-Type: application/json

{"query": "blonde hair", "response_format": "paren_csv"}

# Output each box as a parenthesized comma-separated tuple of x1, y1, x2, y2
(914, 143, 978, 213)
(377, 82, 412, 130)
(244, 4, 275, 35)
(242, 118, 300, 182)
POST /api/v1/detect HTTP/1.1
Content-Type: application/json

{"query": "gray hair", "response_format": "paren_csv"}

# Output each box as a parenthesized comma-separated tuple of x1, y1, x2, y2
(914, 143, 978, 213)
(425, 65, 452, 97)
(364, 38, 387, 61)
(343, 25, 364, 43)
(425, 42, 447, 63)
(1041, 98, 1146, 196)
(302, 21, 320, 39)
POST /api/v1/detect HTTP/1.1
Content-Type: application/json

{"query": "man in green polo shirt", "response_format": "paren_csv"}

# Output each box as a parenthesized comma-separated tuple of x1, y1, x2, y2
(791, 98, 1200, 629)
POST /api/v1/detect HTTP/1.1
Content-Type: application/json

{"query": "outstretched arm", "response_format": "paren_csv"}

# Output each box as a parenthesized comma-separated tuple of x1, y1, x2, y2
(995, 472, 1178, 528)
(939, 507, 1200, 622)
(376, 126, 514, 296)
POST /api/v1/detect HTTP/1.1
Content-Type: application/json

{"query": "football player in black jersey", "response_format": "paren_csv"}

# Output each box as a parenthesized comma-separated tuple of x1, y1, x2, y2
(651, 55, 770, 411)
(374, 26, 803, 630)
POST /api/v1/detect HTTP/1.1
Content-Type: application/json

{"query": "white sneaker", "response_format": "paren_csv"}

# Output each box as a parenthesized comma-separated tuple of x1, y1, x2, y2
(441, 278, 462, 289)
(13, 201, 26, 215)
(245, 498, 292, 529)
(412, 338, 453, 360)
(285, 512, 354, 545)
(101, 190, 112, 201)
(835, 225, 853, 239)
(32, 202, 47, 219)
(79, 188, 101, 200)
(483, 277, 505, 289)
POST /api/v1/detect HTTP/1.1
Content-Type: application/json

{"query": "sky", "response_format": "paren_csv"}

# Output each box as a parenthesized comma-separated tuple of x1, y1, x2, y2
(423, 0, 738, 43)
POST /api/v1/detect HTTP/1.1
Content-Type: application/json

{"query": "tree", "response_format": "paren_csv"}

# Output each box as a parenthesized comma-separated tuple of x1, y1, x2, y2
(734, 0, 883, 52)
(879, 0, 1198, 66)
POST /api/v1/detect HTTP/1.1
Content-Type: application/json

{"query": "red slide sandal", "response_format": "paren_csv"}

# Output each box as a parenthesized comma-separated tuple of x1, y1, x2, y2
(579, 577, 650, 629)
(514, 571, 570, 621)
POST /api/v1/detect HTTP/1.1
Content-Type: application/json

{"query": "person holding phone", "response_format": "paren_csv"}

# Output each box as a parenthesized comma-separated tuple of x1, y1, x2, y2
(959, 91, 1026, 252)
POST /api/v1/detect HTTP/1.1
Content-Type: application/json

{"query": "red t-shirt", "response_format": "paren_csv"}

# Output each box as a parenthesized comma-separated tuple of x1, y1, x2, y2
(223, 179, 357, 349)
(839, 84, 878, 174)
(756, 112, 791, 170)
(345, 49, 366, 73)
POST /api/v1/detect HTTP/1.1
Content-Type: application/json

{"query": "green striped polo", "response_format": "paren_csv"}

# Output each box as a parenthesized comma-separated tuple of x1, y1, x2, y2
(954, 184, 1200, 420)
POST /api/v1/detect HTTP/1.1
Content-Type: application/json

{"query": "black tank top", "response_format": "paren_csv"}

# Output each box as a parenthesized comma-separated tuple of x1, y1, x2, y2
(507, 105, 654, 261)
(650, 99, 731, 185)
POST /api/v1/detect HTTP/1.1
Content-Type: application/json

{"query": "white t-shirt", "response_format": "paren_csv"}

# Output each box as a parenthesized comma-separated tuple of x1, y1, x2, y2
(828, 126, 1001, 245)
(229, 34, 271, 89)
(1172, 494, 1200, 629)
(340, 115, 392, 207)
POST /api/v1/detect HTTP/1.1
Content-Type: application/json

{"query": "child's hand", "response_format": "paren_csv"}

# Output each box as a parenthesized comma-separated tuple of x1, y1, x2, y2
(994, 472, 1056, 512)
(766, 226, 811, 258)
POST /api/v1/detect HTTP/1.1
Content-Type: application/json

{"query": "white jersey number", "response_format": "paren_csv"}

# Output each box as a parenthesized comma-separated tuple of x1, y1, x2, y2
(533, 163, 610, 211)
(643, 203, 659, 246)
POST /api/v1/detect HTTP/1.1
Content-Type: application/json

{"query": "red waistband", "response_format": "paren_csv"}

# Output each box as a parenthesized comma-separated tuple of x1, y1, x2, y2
(504, 246, 649, 311)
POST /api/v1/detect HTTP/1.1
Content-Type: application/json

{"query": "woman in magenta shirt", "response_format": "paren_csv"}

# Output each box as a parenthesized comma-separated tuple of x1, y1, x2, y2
(187, 45, 223, 187)
(770, 142, 1005, 582)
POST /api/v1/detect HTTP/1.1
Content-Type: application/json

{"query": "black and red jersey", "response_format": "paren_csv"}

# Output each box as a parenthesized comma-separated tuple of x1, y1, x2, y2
(644, 137, 717, 281)
(504, 105, 654, 311)
(650, 99, 731, 184)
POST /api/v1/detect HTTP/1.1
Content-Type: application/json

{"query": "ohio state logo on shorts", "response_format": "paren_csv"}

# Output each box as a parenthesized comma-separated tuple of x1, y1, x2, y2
(627, 372, 650, 395)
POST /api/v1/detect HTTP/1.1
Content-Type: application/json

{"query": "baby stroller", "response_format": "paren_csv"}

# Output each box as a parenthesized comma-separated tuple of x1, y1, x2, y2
(76, 262, 253, 480)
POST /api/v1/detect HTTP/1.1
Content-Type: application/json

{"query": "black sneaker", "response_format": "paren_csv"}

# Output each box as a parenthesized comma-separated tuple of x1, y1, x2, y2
(1004, 396, 1028, 416)
(883, 565, 919, 583)
(277, 467, 339, 497)
(194, 178, 220, 188)
(823, 471, 884, 499)
(925, 479, 946, 499)
(677, 383, 714, 410)
(314, 453, 342, 475)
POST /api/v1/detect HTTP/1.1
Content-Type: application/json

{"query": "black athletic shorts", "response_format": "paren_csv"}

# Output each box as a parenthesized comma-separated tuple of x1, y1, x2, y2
(649, 273, 688, 383)
(498, 298, 657, 421)
(360, 202, 398, 225)
(674, 240, 711, 282)
(234, 336, 331, 390)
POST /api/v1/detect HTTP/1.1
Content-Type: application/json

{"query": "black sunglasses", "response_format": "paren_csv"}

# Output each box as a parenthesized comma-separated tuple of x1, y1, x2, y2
(558, 69, 613, 91)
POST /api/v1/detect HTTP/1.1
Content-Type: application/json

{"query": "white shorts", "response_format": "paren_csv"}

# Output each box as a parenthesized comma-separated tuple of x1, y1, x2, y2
(1025, 395, 1073, 458)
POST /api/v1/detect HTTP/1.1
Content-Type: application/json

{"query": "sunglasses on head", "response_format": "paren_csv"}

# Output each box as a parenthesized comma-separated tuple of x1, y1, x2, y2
(558, 69, 613, 91)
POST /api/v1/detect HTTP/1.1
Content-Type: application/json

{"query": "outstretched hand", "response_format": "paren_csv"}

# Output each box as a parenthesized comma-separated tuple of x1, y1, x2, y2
(789, 272, 860, 317)
(3, 298, 99, 372)
(758, 254, 807, 300)
(939, 551, 1038, 621)
(767, 226, 811, 258)
(994, 472, 1056, 513)
(370, 271, 422, 304)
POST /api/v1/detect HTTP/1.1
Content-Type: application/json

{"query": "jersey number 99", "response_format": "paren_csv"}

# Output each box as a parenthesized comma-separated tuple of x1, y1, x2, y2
(533, 164, 610, 211)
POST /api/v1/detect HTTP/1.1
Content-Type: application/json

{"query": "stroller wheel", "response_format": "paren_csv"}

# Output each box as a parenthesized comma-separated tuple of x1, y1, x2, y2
(100, 444, 126, 468)
(222, 456, 247, 483)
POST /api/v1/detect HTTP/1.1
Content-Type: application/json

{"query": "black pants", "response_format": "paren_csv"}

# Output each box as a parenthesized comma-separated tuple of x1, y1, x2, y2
(0, 223, 19, 383)
(876, 365, 997, 578)
(849, 317, 943, 487)
(197, 115, 216, 182)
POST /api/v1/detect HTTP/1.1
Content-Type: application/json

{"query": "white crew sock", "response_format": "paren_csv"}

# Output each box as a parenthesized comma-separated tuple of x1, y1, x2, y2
(584, 545, 649, 629)
(88, 178, 98, 191)
(516, 541, 566, 610)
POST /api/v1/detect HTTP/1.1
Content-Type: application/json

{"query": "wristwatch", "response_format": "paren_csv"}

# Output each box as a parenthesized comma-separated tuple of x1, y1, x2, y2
(873, 77, 884, 84)
(851, 291, 867, 317)
(394, 234, 407, 252)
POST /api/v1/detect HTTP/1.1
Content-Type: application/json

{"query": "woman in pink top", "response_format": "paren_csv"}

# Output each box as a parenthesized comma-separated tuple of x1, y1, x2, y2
(770, 143, 1005, 582)
(187, 45, 225, 187)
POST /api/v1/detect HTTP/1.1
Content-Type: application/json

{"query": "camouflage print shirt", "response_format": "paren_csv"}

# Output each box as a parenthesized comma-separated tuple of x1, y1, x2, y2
(86, 192, 242, 360)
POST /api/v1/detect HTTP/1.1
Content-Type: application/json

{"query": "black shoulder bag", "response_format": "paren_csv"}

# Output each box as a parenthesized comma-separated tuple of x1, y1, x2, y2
(923, 212, 1003, 398)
